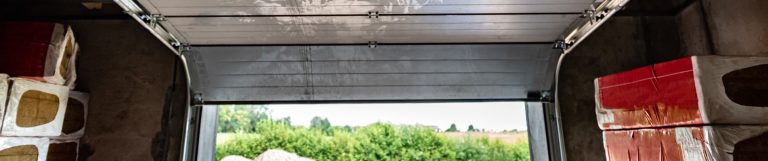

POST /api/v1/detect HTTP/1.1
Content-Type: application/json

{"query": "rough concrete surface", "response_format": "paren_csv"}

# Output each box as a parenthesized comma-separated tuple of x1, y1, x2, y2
(676, 1, 713, 56)
(67, 20, 186, 161)
(703, 0, 768, 56)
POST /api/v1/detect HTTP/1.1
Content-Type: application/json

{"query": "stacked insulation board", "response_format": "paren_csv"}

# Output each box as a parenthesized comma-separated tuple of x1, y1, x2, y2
(0, 22, 87, 161)
(595, 56, 768, 161)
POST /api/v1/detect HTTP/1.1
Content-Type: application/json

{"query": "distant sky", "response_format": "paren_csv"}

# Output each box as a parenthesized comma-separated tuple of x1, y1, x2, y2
(265, 102, 527, 131)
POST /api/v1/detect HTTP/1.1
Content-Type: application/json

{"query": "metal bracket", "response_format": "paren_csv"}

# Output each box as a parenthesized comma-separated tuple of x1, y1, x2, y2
(582, 10, 597, 22)
(191, 92, 204, 106)
(368, 41, 378, 48)
(540, 90, 553, 102)
(368, 11, 380, 19)
(552, 40, 569, 51)
(152, 14, 167, 21)
(115, 0, 183, 55)
(174, 43, 191, 53)
(560, 0, 631, 55)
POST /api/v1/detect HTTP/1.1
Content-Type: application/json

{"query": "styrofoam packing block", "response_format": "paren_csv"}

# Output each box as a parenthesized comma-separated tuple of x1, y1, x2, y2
(595, 56, 768, 130)
(0, 137, 49, 161)
(1, 78, 69, 137)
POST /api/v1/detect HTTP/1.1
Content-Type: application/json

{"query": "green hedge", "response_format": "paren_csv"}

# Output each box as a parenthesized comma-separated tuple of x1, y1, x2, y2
(216, 120, 530, 161)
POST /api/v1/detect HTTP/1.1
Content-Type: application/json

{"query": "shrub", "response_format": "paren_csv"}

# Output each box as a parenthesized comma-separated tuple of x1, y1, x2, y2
(216, 120, 530, 161)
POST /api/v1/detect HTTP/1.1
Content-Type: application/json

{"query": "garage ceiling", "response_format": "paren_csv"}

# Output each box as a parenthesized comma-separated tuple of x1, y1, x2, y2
(124, 0, 599, 102)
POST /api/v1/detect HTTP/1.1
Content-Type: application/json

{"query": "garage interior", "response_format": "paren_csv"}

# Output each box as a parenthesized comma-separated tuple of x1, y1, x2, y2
(1, 0, 767, 161)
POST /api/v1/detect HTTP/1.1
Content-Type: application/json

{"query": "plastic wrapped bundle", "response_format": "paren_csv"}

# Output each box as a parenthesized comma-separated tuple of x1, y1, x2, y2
(603, 126, 768, 161)
(0, 74, 8, 116)
(1, 78, 69, 136)
(0, 22, 78, 85)
(0, 137, 49, 161)
(596, 56, 768, 130)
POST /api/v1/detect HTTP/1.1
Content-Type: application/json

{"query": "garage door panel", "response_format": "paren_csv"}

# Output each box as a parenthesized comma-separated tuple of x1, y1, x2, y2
(310, 45, 551, 61)
(208, 75, 309, 88)
(151, 0, 592, 16)
(166, 14, 579, 44)
(208, 62, 308, 75)
(206, 73, 529, 88)
(205, 85, 527, 101)
(311, 73, 529, 86)
(167, 15, 580, 25)
(196, 44, 553, 64)
(152, 0, 591, 8)
(207, 87, 311, 101)
(188, 44, 558, 101)
(312, 86, 528, 100)
(195, 46, 308, 62)
(310, 60, 542, 73)
(187, 35, 561, 44)
(175, 22, 572, 32)
(183, 29, 562, 39)
(158, 5, 587, 16)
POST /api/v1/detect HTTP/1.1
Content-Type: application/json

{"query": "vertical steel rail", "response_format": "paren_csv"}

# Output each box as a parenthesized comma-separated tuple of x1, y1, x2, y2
(113, 1, 196, 161)
(552, 0, 632, 161)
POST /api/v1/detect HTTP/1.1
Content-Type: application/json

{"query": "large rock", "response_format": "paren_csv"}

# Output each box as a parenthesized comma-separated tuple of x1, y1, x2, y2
(221, 155, 251, 161)
(253, 149, 314, 161)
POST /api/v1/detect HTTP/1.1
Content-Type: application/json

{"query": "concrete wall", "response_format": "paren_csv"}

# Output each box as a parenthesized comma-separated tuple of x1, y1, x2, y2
(558, 0, 768, 160)
(68, 20, 187, 161)
(703, 0, 768, 56)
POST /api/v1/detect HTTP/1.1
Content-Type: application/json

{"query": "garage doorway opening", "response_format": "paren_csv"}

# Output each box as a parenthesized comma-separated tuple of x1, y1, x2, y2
(213, 102, 530, 161)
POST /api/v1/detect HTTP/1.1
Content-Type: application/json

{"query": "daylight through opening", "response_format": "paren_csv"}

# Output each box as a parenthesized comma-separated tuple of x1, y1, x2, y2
(214, 102, 530, 161)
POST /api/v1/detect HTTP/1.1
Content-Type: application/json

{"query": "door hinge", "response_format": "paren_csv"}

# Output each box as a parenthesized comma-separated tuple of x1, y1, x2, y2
(368, 11, 380, 19)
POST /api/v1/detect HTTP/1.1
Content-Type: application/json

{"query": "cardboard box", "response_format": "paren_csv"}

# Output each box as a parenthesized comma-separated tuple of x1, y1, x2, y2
(0, 22, 78, 85)
(596, 56, 768, 130)
(603, 126, 768, 161)
(46, 138, 79, 161)
(0, 137, 49, 161)
(2, 78, 69, 136)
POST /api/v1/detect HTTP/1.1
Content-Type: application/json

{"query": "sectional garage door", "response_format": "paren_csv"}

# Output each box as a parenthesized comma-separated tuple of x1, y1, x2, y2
(126, 0, 597, 102)
(186, 44, 558, 102)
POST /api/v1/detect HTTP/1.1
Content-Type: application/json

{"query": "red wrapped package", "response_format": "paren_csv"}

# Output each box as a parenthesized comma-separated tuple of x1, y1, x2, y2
(595, 56, 768, 130)
(0, 22, 77, 85)
(603, 126, 768, 161)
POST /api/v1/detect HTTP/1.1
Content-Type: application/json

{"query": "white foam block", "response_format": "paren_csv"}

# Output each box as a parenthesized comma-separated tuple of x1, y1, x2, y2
(2, 78, 69, 136)
(0, 137, 49, 161)
(0, 74, 8, 122)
